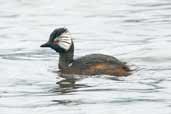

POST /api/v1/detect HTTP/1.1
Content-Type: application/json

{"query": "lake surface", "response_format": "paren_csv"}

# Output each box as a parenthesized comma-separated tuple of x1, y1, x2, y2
(0, 0, 171, 114)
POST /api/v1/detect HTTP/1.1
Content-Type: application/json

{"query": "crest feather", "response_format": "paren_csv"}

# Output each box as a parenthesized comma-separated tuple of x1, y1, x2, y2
(55, 32, 72, 51)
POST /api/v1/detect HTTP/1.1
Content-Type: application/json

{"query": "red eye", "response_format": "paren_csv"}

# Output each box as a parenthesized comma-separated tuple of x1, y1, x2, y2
(53, 40, 59, 45)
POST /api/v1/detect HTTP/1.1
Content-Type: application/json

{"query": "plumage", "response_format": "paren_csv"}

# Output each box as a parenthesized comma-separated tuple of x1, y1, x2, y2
(40, 28, 131, 76)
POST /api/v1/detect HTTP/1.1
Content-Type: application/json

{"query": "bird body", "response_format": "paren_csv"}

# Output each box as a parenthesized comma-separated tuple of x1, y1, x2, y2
(40, 28, 131, 76)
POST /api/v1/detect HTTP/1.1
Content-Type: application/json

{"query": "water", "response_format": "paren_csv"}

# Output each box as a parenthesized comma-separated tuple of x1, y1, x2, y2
(0, 0, 171, 114)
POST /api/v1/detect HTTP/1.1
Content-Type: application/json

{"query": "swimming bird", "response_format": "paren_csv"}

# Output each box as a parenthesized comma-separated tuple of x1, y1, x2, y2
(40, 28, 131, 76)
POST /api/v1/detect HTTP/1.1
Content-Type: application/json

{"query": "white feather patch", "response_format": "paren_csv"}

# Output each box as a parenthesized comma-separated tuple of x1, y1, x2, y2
(57, 32, 72, 51)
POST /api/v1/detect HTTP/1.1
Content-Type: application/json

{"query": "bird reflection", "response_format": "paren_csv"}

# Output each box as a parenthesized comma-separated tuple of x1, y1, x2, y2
(54, 73, 91, 94)
(56, 78, 76, 88)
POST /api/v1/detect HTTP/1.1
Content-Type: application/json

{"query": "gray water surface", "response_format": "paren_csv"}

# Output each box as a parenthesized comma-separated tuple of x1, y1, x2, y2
(0, 0, 171, 114)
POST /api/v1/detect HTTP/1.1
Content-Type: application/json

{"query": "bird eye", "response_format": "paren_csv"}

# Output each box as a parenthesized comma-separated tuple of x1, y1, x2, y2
(53, 37, 59, 45)
(53, 40, 59, 45)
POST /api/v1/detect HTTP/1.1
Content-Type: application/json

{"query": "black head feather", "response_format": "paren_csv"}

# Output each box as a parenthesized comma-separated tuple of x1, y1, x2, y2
(49, 28, 68, 42)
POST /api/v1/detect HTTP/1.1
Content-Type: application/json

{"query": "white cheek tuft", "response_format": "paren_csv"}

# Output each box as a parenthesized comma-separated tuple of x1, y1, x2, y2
(58, 32, 72, 51)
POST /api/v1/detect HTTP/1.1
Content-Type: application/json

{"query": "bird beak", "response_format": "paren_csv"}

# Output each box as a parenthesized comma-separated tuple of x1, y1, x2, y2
(40, 42, 50, 47)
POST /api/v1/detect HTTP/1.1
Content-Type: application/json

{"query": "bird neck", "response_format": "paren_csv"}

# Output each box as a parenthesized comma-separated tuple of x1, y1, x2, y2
(58, 43, 74, 70)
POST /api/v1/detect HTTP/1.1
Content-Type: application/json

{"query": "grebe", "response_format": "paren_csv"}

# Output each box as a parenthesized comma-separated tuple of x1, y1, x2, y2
(40, 28, 131, 76)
